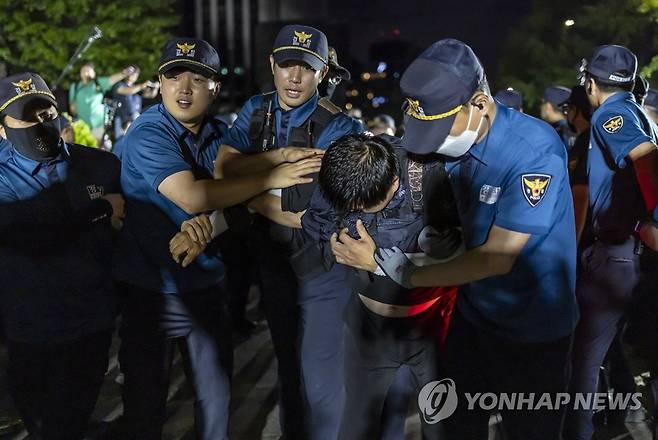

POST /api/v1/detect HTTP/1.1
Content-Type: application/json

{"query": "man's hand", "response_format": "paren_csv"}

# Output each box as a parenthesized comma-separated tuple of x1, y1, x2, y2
(169, 231, 206, 268)
(418, 226, 462, 259)
(374, 247, 417, 288)
(103, 193, 125, 220)
(280, 147, 325, 163)
(330, 219, 378, 272)
(266, 156, 322, 189)
(181, 214, 212, 246)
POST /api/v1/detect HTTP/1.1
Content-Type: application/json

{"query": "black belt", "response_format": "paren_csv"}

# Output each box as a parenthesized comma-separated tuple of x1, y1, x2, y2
(593, 233, 643, 255)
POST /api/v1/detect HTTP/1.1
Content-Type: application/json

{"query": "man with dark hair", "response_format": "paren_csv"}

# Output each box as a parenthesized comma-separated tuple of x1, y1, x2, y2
(565, 85, 592, 244)
(564, 44, 658, 440)
(215, 25, 363, 439)
(541, 85, 575, 148)
(304, 133, 461, 439)
(114, 37, 314, 440)
(367, 39, 579, 440)
(0, 72, 123, 439)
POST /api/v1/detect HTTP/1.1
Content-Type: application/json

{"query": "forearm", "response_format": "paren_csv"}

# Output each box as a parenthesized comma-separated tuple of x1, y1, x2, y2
(217, 146, 284, 178)
(639, 222, 658, 252)
(248, 193, 303, 228)
(117, 84, 144, 95)
(410, 248, 513, 287)
(631, 147, 658, 214)
(108, 72, 126, 86)
(190, 173, 273, 212)
(572, 184, 588, 245)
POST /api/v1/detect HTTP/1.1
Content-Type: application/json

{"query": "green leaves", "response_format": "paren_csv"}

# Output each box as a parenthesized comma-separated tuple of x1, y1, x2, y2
(0, 0, 178, 87)
(496, 0, 658, 111)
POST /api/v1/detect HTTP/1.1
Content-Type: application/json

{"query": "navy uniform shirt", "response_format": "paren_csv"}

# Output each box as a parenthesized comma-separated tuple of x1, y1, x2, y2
(0, 143, 119, 343)
(444, 104, 578, 343)
(588, 92, 657, 237)
(115, 104, 226, 294)
(222, 91, 363, 152)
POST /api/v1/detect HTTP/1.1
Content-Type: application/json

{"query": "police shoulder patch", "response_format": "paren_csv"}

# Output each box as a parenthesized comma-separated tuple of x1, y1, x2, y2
(602, 115, 623, 134)
(521, 174, 552, 207)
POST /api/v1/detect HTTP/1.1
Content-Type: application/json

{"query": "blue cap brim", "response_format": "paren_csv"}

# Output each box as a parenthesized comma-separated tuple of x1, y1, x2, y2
(273, 49, 326, 71)
(400, 112, 456, 155)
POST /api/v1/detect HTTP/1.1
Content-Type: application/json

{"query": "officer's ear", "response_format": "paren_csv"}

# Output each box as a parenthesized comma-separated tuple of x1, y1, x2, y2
(470, 92, 489, 115)
(209, 79, 221, 98)
(270, 55, 276, 75)
(319, 65, 329, 82)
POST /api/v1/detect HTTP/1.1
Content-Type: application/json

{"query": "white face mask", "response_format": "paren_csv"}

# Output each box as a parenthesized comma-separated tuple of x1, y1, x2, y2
(436, 105, 484, 157)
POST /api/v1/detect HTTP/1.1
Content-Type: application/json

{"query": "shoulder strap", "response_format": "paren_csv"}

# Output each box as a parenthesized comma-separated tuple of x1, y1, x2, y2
(248, 92, 276, 151)
(289, 97, 343, 147)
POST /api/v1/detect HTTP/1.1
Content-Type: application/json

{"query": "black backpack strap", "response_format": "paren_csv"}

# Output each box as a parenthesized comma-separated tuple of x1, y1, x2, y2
(288, 96, 342, 147)
(248, 92, 276, 151)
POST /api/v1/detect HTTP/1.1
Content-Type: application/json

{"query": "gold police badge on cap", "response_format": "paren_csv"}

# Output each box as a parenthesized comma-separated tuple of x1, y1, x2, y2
(602, 115, 623, 134)
(522, 174, 552, 207)
(293, 31, 313, 48)
(176, 42, 196, 57)
(11, 78, 35, 94)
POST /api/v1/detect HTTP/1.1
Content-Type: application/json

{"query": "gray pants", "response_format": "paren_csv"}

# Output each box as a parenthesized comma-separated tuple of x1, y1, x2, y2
(119, 284, 233, 440)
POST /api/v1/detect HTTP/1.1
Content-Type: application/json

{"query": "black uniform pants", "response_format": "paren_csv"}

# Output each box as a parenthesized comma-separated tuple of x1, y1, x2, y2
(339, 295, 447, 440)
(252, 236, 306, 439)
(443, 309, 572, 440)
(7, 330, 112, 440)
(118, 284, 233, 440)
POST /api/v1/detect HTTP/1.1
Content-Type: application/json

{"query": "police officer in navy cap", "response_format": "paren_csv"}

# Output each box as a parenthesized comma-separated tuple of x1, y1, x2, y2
(644, 88, 658, 124)
(0, 72, 124, 439)
(115, 37, 312, 440)
(541, 85, 576, 147)
(372, 38, 579, 440)
(494, 87, 523, 112)
(215, 24, 371, 439)
(564, 44, 658, 440)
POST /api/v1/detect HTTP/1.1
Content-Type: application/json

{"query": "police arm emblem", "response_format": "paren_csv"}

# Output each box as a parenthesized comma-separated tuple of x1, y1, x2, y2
(602, 115, 623, 134)
(522, 174, 552, 207)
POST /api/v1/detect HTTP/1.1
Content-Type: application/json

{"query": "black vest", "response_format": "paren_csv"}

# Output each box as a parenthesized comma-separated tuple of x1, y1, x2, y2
(248, 93, 342, 246)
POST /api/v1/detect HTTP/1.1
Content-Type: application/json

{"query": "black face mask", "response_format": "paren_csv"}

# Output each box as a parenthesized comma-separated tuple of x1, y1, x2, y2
(4, 118, 62, 161)
(567, 109, 578, 134)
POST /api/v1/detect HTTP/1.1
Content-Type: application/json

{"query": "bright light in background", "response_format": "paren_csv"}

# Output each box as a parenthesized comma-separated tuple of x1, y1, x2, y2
(377, 62, 387, 73)
(564, 19, 575, 27)
(361, 72, 371, 81)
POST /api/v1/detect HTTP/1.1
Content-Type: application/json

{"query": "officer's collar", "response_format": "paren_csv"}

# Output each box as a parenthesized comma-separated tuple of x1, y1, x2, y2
(464, 102, 508, 166)
(272, 91, 320, 127)
(11, 141, 69, 176)
(601, 91, 634, 106)
(158, 104, 219, 144)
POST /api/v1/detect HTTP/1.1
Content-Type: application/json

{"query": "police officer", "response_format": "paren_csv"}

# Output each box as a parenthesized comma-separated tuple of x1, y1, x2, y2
(321, 46, 351, 101)
(541, 85, 576, 148)
(372, 39, 579, 440)
(564, 45, 658, 440)
(0, 73, 123, 439)
(494, 87, 523, 112)
(644, 88, 658, 124)
(565, 85, 593, 244)
(114, 37, 313, 440)
(216, 24, 363, 439)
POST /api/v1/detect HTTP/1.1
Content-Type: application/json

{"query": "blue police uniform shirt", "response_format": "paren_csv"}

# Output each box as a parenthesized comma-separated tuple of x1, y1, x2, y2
(588, 92, 657, 236)
(115, 104, 226, 294)
(444, 103, 578, 343)
(222, 91, 363, 152)
(0, 143, 119, 343)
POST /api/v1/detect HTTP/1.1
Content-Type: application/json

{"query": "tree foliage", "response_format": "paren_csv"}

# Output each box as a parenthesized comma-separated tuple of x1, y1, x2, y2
(496, 0, 658, 110)
(0, 0, 179, 88)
